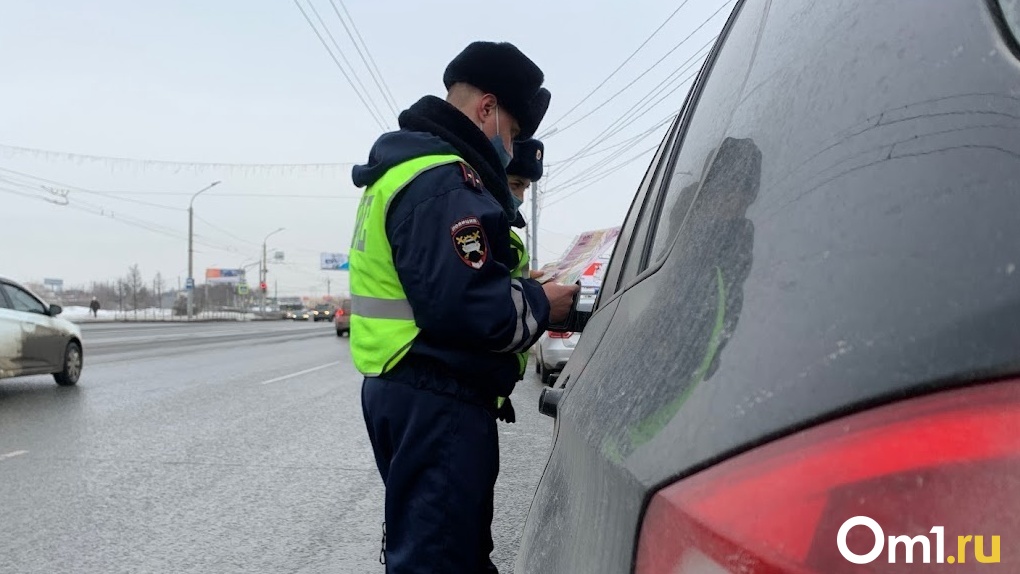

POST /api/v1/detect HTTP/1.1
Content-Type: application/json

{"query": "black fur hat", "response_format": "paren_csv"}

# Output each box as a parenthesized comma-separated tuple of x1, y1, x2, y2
(507, 139, 544, 181)
(516, 88, 551, 144)
(444, 41, 549, 139)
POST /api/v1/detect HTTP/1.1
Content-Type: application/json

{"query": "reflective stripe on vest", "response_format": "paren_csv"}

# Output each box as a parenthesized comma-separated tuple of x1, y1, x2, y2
(349, 154, 463, 376)
(508, 228, 530, 378)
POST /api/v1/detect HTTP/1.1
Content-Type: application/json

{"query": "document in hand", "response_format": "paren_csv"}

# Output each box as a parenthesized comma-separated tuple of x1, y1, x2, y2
(537, 227, 620, 286)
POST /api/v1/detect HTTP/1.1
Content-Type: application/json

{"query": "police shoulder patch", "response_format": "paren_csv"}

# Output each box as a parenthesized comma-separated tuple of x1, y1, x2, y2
(459, 162, 482, 191)
(451, 216, 488, 269)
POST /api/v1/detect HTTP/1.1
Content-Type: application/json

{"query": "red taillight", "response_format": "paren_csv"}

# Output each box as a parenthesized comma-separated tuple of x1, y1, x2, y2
(336, 309, 345, 317)
(635, 380, 1020, 573)
(548, 331, 573, 339)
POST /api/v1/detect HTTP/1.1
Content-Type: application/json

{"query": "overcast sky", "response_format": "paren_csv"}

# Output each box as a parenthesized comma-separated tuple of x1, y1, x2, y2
(0, 0, 730, 297)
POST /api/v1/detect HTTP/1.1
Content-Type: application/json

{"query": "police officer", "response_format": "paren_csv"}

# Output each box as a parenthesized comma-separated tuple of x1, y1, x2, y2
(506, 138, 543, 278)
(350, 41, 579, 573)
(503, 138, 544, 385)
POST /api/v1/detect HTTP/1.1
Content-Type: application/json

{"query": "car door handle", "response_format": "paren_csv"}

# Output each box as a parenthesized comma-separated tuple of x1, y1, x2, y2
(539, 387, 563, 418)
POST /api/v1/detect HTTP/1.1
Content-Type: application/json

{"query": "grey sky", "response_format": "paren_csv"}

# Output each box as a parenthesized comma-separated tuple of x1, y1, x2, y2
(0, 0, 729, 297)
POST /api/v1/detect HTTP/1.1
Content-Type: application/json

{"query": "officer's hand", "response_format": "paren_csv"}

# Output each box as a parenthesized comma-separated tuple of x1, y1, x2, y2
(529, 270, 545, 280)
(496, 397, 516, 423)
(543, 282, 580, 324)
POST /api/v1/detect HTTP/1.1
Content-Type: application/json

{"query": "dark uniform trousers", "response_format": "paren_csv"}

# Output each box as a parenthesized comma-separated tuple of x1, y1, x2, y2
(362, 357, 500, 573)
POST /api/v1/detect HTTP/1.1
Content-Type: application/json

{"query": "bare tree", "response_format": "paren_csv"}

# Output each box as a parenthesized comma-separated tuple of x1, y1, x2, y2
(153, 272, 164, 312)
(125, 264, 147, 316)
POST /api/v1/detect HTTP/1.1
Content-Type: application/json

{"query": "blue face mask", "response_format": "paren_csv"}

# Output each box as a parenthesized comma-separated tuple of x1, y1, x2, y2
(511, 194, 524, 212)
(491, 136, 512, 168)
(489, 108, 512, 168)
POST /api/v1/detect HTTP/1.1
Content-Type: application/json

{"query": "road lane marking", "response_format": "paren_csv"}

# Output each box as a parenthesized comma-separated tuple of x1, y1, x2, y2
(258, 362, 341, 385)
(0, 450, 28, 461)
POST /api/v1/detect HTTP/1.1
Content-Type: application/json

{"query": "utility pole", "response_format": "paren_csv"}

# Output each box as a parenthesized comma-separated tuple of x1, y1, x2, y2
(261, 242, 266, 317)
(530, 178, 540, 272)
(529, 128, 558, 273)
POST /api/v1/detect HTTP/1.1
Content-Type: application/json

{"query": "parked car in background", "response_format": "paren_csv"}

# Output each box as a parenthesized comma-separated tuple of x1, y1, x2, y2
(536, 331, 579, 386)
(334, 299, 351, 337)
(516, 0, 1020, 572)
(0, 277, 83, 386)
(535, 289, 595, 385)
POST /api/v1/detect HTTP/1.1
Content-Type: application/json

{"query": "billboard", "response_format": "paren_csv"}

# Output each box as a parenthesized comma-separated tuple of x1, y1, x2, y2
(205, 268, 243, 284)
(321, 252, 350, 271)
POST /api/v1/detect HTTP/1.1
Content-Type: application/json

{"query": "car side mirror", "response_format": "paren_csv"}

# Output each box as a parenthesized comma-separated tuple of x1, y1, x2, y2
(49, 304, 63, 317)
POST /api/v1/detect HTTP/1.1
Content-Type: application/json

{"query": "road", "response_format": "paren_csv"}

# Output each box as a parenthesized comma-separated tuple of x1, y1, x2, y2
(0, 321, 554, 573)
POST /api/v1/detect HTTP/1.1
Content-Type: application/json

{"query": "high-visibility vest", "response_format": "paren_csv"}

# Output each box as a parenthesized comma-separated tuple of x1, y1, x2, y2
(348, 154, 463, 376)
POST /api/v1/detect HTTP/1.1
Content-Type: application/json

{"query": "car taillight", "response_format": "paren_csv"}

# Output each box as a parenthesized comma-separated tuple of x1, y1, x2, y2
(549, 331, 573, 339)
(635, 380, 1020, 573)
(336, 309, 344, 316)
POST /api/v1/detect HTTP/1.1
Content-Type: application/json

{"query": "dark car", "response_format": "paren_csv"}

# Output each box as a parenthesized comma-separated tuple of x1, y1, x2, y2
(516, 1, 1020, 572)
(311, 303, 334, 322)
(334, 298, 351, 337)
(285, 308, 311, 321)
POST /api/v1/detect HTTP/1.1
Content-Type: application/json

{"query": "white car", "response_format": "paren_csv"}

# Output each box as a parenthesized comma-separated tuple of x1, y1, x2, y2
(536, 330, 580, 386)
(536, 289, 597, 385)
(0, 277, 84, 386)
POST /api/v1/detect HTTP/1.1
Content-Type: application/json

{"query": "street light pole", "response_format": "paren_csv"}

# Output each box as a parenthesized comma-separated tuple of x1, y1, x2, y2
(186, 181, 221, 319)
(260, 228, 284, 318)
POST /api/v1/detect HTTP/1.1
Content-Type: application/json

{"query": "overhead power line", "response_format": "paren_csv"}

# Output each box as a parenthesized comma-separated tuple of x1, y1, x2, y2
(337, 0, 399, 112)
(0, 172, 249, 256)
(0, 143, 356, 176)
(1, 182, 239, 253)
(547, 40, 712, 185)
(73, 191, 362, 199)
(541, 0, 732, 139)
(193, 214, 261, 248)
(0, 168, 361, 200)
(547, 111, 678, 166)
(551, 32, 716, 141)
(0, 167, 183, 211)
(0, 186, 58, 204)
(548, 132, 670, 196)
(540, 0, 694, 136)
(327, 0, 400, 117)
(545, 143, 663, 208)
(305, 0, 390, 127)
(293, 0, 389, 131)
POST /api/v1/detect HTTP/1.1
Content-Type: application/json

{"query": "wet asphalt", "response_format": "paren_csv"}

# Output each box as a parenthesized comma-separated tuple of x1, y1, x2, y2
(0, 321, 554, 573)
